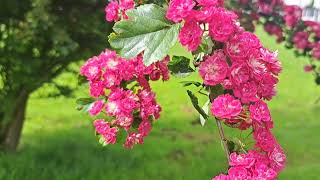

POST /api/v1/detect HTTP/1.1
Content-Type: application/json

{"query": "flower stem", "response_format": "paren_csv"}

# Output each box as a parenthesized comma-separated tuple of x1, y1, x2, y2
(215, 118, 230, 163)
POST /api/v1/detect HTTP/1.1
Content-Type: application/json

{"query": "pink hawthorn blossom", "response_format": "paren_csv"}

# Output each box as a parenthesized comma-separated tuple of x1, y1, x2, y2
(199, 50, 229, 86)
(229, 152, 255, 168)
(284, 5, 302, 28)
(196, 0, 221, 7)
(124, 133, 144, 149)
(138, 120, 152, 137)
(119, 0, 134, 10)
(249, 100, 272, 123)
(89, 81, 105, 98)
(105, 1, 120, 22)
(264, 23, 284, 43)
(304, 65, 314, 72)
(89, 100, 105, 116)
(211, 94, 242, 119)
(293, 31, 310, 50)
(93, 119, 118, 144)
(233, 81, 258, 103)
(228, 167, 252, 179)
(225, 32, 261, 61)
(166, 0, 195, 23)
(179, 20, 203, 51)
(311, 42, 320, 59)
(229, 63, 250, 85)
(209, 8, 238, 42)
(268, 145, 286, 172)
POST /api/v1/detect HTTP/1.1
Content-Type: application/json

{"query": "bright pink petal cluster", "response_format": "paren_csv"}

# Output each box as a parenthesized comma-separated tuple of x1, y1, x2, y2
(93, 119, 118, 145)
(209, 8, 238, 42)
(211, 94, 242, 119)
(179, 20, 203, 51)
(166, 0, 195, 23)
(81, 49, 170, 148)
(104, 0, 135, 22)
(284, 5, 302, 28)
(293, 31, 310, 50)
(214, 148, 284, 180)
(199, 50, 229, 86)
(89, 100, 105, 116)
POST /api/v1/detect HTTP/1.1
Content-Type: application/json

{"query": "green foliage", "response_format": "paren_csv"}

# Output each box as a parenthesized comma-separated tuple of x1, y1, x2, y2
(186, 90, 209, 121)
(168, 56, 195, 77)
(0, 0, 111, 112)
(180, 81, 202, 87)
(109, 4, 181, 66)
(0, 1, 112, 148)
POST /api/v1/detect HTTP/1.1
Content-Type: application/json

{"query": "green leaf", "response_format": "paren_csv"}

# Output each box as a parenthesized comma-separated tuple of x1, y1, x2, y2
(180, 81, 202, 87)
(186, 90, 209, 120)
(168, 56, 194, 77)
(78, 75, 87, 85)
(76, 97, 95, 112)
(209, 84, 224, 100)
(76, 97, 95, 106)
(199, 100, 210, 126)
(109, 4, 181, 66)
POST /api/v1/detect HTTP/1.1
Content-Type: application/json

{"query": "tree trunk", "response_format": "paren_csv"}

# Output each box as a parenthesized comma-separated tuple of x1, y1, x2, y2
(0, 89, 29, 152)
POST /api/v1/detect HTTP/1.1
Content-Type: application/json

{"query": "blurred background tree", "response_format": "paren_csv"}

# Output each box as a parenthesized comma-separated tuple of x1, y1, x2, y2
(0, 0, 112, 151)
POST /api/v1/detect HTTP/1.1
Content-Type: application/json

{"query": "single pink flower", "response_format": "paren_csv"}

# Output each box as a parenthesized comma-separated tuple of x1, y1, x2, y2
(212, 174, 229, 180)
(209, 8, 237, 42)
(312, 42, 320, 59)
(89, 80, 105, 98)
(233, 81, 258, 104)
(304, 65, 314, 72)
(124, 133, 144, 149)
(89, 100, 105, 116)
(211, 94, 242, 119)
(105, 1, 120, 22)
(264, 23, 284, 43)
(119, 0, 134, 10)
(93, 119, 118, 144)
(196, 0, 221, 7)
(166, 0, 195, 22)
(229, 152, 255, 168)
(268, 145, 286, 173)
(80, 56, 102, 81)
(230, 63, 250, 85)
(293, 31, 310, 50)
(179, 20, 203, 51)
(228, 167, 252, 179)
(225, 32, 261, 61)
(249, 100, 271, 123)
(284, 5, 302, 28)
(138, 120, 152, 137)
(199, 50, 229, 86)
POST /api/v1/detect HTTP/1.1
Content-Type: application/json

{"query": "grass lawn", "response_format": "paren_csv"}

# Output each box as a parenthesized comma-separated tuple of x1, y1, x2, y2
(0, 29, 320, 180)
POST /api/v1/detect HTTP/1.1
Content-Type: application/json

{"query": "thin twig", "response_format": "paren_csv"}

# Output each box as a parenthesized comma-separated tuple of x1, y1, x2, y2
(215, 118, 230, 163)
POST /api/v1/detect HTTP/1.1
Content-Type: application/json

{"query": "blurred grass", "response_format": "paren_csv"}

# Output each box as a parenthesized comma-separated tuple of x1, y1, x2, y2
(0, 28, 320, 180)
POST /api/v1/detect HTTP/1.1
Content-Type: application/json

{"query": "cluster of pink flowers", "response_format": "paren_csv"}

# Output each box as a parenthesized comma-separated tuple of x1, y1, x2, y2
(105, 0, 135, 22)
(80, 0, 288, 178)
(214, 148, 285, 180)
(168, 1, 236, 52)
(80, 49, 169, 148)
(166, 0, 285, 178)
(235, 0, 320, 75)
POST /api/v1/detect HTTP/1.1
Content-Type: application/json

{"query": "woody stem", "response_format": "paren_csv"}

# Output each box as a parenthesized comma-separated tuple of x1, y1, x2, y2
(215, 118, 230, 164)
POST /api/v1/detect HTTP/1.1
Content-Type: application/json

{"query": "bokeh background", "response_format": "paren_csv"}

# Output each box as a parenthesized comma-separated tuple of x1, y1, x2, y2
(1, 1, 320, 180)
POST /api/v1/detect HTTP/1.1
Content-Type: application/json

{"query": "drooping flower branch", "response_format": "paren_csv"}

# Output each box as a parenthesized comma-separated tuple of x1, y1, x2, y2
(78, 0, 286, 179)
(228, 0, 320, 85)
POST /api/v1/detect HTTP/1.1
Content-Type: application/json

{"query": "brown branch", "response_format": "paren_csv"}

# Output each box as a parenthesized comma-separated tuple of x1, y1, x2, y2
(215, 118, 230, 164)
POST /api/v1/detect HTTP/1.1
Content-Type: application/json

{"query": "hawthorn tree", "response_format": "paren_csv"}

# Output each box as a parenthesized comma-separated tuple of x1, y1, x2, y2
(0, 0, 112, 151)
(78, 0, 286, 179)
